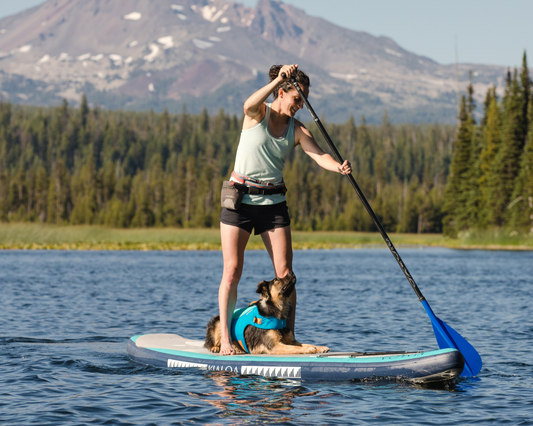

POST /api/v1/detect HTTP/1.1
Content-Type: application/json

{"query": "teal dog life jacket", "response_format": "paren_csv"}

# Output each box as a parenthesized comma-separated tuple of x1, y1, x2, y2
(230, 303, 287, 353)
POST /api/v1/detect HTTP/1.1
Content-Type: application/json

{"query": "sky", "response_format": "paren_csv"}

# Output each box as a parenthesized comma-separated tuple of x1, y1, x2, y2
(1, 0, 532, 67)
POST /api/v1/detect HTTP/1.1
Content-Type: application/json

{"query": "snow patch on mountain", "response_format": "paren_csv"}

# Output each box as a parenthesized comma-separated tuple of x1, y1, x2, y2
(420, 77, 444, 86)
(200, 5, 228, 22)
(37, 54, 50, 64)
(385, 48, 403, 58)
(144, 44, 160, 62)
(157, 36, 174, 49)
(124, 12, 142, 21)
(192, 39, 213, 49)
(109, 54, 122, 64)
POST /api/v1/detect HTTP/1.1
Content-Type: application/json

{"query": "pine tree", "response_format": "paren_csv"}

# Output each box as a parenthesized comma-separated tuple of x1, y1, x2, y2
(354, 116, 373, 177)
(462, 75, 482, 226)
(46, 160, 71, 224)
(7, 166, 27, 221)
(70, 155, 97, 224)
(105, 174, 132, 227)
(371, 181, 400, 231)
(342, 115, 358, 156)
(477, 89, 501, 227)
(507, 99, 533, 229)
(488, 69, 527, 225)
(374, 112, 391, 195)
(184, 156, 197, 226)
(518, 52, 531, 145)
(148, 154, 165, 226)
(130, 171, 155, 227)
(80, 94, 89, 128)
(397, 176, 423, 233)
(0, 171, 8, 221)
(443, 95, 474, 236)
(35, 166, 48, 223)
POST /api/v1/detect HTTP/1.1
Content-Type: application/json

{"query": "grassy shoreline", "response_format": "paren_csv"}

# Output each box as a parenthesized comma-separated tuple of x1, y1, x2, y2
(1, 223, 532, 251)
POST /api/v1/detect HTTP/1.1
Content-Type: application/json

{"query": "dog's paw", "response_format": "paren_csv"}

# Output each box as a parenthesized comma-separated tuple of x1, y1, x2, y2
(316, 346, 330, 353)
(210, 346, 220, 353)
(303, 346, 318, 354)
(233, 345, 246, 354)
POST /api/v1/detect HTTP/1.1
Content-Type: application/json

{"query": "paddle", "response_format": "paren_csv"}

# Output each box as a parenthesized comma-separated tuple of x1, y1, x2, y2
(284, 74, 482, 377)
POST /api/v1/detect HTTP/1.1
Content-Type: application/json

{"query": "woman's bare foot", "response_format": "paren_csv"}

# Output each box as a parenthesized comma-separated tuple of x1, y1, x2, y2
(220, 340, 236, 355)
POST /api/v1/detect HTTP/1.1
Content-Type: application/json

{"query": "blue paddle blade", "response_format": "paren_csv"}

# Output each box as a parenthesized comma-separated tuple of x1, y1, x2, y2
(421, 301, 482, 377)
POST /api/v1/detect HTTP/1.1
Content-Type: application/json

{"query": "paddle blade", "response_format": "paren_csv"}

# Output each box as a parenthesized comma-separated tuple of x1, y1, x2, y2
(421, 301, 482, 377)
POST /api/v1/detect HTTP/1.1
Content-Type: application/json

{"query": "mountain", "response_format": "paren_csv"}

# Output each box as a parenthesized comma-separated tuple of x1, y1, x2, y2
(0, 0, 506, 123)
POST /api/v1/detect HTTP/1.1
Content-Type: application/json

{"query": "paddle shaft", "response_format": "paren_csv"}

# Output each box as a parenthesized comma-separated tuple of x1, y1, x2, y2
(285, 75, 425, 302)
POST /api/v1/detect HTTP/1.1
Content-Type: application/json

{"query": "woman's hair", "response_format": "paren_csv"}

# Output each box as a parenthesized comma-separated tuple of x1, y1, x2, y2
(269, 65, 310, 99)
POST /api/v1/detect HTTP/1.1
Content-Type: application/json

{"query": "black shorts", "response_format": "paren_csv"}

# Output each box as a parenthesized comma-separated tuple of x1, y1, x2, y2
(220, 201, 291, 235)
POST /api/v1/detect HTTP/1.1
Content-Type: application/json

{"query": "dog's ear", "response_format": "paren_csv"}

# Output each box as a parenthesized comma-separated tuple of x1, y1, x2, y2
(256, 280, 270, 299)
(286, 271, 296, 284)
(278, 271, 296, 286)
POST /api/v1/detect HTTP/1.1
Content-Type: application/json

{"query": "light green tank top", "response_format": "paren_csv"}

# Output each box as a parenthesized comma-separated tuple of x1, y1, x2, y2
(232, 103, 295, 205)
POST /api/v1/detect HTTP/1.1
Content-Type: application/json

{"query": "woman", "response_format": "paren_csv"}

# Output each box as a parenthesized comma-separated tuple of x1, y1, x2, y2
(218, 64, 352, 355)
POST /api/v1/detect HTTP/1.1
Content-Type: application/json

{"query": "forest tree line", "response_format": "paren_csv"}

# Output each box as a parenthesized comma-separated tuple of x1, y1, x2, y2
(0, 93, 455, 233)
(443, 52, 533, 236)
(6, 49, 532, 236)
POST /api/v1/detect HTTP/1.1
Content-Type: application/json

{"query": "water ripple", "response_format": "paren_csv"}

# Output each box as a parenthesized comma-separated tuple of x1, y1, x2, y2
(0, 249, 532, 424)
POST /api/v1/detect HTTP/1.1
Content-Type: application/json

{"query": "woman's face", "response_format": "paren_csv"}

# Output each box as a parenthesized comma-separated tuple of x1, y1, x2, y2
(279, 84, 309, 117)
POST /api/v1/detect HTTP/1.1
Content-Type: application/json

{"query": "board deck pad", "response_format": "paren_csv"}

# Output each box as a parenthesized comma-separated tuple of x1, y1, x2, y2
(128, 333, 465, 383)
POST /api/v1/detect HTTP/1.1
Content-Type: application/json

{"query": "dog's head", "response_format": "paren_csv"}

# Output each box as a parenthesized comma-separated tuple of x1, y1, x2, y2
(256, 272, 296, 313)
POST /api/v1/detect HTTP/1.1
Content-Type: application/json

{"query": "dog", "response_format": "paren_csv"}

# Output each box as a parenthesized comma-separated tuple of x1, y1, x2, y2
(205, 272, 329, 355)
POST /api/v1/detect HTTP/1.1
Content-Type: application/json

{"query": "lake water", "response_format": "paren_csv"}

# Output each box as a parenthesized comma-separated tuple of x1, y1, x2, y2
(1, 248, 532, 425)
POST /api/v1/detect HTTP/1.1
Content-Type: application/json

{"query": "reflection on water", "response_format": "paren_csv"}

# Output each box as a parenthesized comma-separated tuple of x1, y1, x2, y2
(189, 370, 462, 423)
(194, 373, 300, 421)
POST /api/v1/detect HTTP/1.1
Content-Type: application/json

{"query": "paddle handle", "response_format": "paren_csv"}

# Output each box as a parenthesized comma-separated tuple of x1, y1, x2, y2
(287, 76, 425, 302)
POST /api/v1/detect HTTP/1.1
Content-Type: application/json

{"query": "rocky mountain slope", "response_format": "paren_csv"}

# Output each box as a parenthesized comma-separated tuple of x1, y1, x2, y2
(0, 0, 506, 122)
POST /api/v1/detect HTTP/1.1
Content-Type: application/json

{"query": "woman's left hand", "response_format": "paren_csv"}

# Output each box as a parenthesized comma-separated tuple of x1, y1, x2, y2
(338, 160, 352, 175)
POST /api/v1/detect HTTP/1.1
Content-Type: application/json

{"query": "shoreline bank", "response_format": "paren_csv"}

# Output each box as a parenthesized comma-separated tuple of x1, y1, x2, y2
(1, 224, 531, 251)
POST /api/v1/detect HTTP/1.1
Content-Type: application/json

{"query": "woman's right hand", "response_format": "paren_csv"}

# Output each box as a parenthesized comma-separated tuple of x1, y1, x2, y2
(278, 64, 298, 81)
(243, 64, 298, 124)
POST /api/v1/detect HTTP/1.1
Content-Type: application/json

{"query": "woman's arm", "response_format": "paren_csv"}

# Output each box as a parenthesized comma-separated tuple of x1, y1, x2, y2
(295, 121, 352, 174)
(242, 64, 299, 129)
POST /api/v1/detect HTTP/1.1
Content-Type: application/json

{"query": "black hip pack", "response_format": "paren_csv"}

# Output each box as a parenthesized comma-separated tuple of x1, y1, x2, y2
(220, 172, 287, 210)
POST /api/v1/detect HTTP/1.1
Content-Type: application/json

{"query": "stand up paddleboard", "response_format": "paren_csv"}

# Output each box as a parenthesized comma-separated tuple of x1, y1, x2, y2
(127, 334, 464, 383)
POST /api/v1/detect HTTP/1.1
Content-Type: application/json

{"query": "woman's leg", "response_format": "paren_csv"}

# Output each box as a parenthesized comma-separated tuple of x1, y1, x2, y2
(219, 222, 251, 355)
(260, 226, 296, 334)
